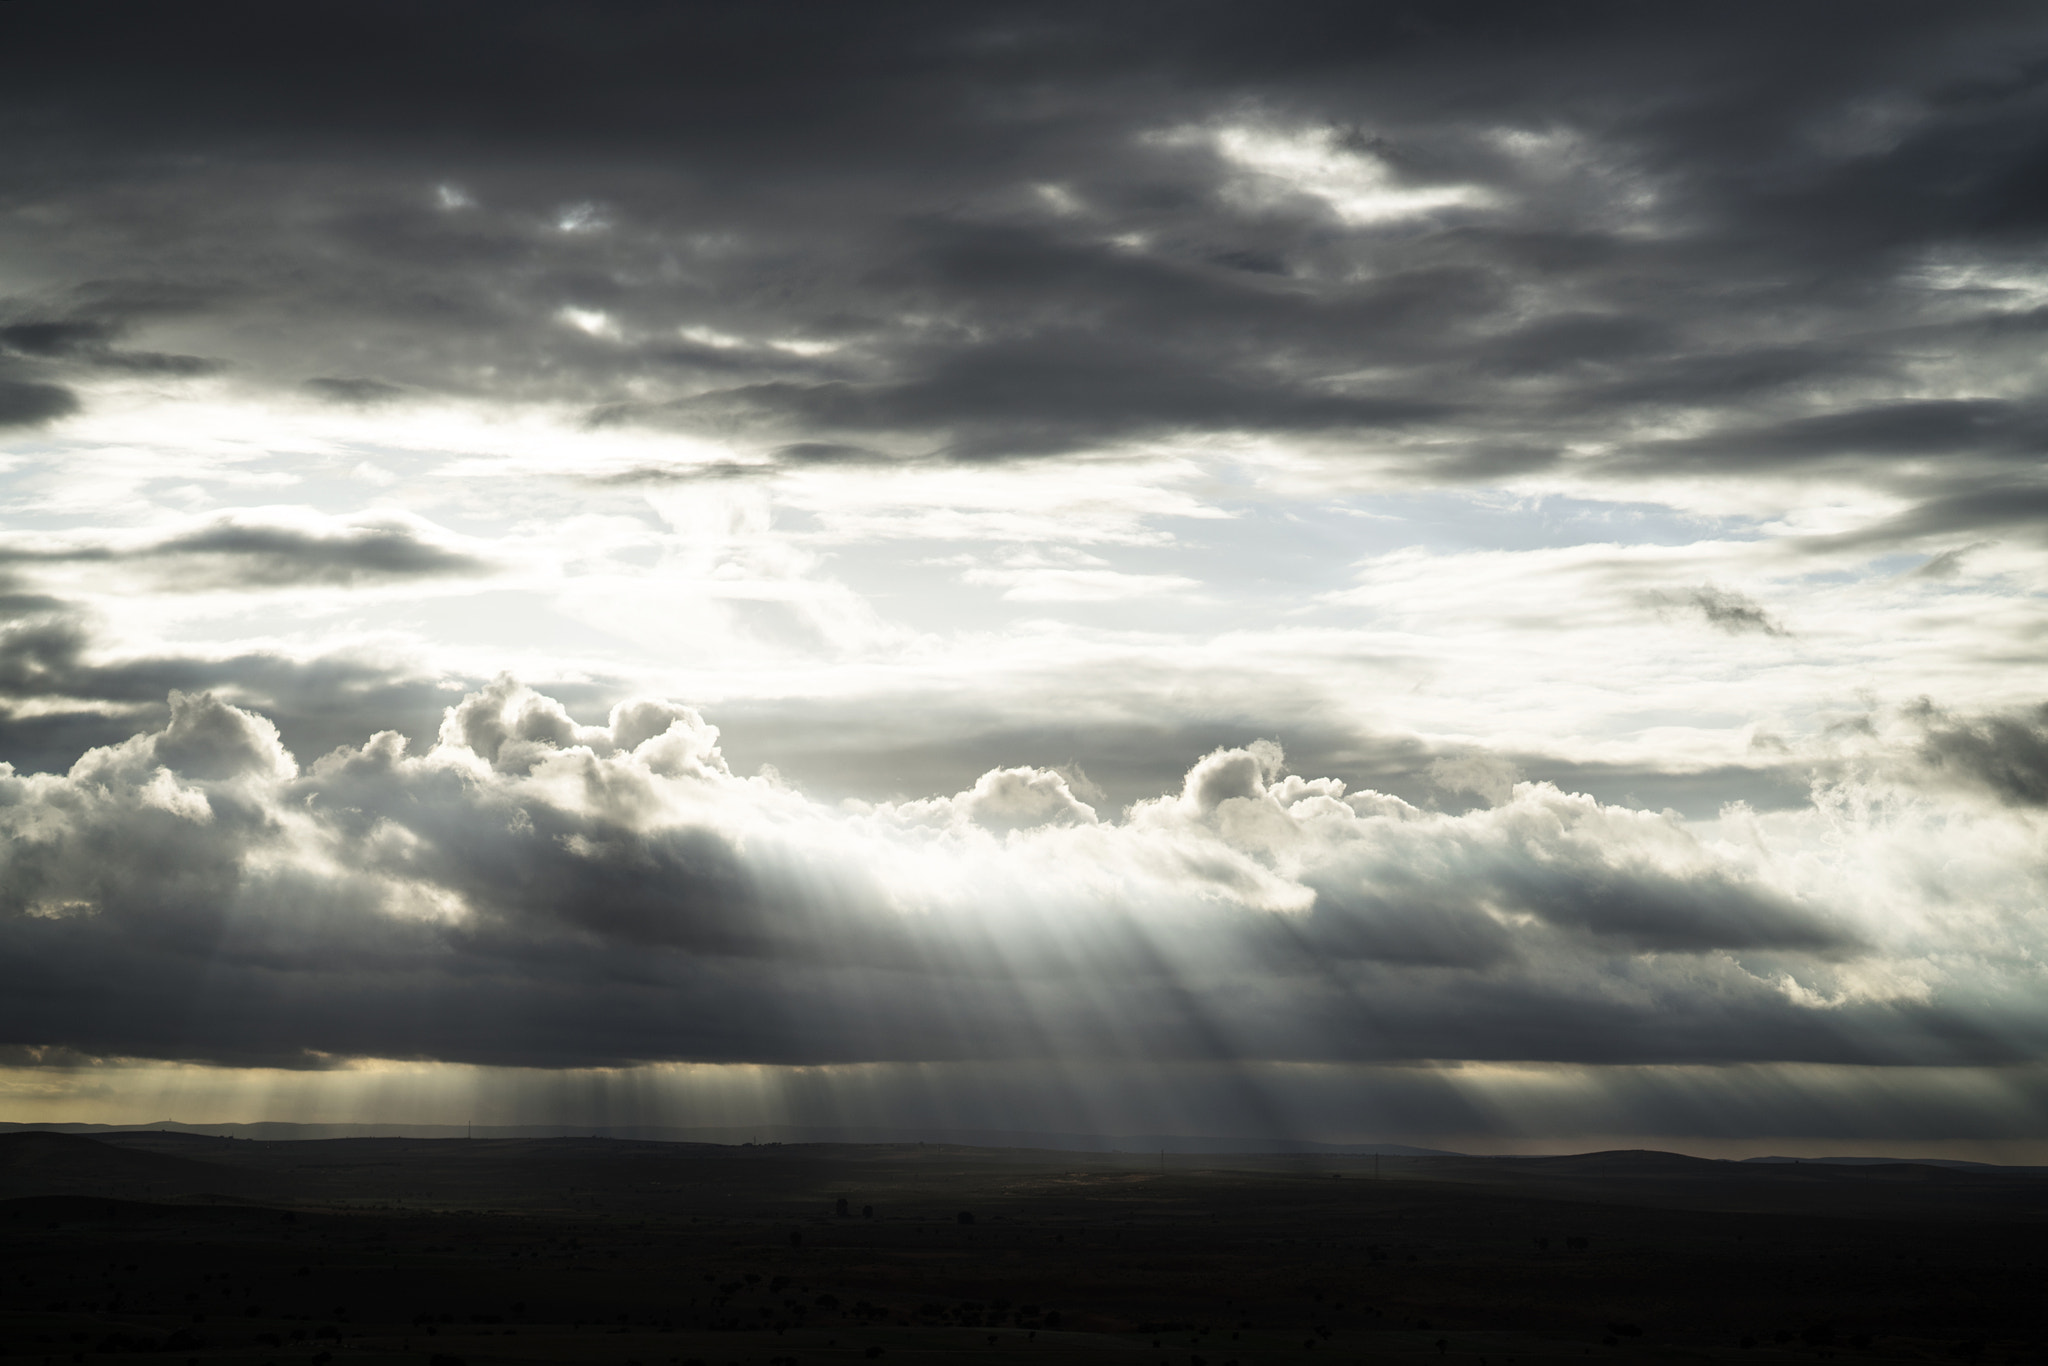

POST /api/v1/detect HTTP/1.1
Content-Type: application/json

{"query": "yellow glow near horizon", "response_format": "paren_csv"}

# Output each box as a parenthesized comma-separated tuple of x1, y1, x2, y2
(5, 1056, 2045, 1165)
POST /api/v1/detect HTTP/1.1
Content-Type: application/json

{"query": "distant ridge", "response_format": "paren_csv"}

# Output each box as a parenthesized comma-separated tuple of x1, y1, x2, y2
(0, 1131, 274, 1200)
(1742, 1154, 2048, 1175)
(5, 1125, 2045, 1171)
(0, 1120, 1456, 1156)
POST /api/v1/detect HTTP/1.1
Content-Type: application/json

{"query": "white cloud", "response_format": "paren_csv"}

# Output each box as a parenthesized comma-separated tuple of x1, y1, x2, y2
(560, 307, 621, 339)
(960, 562, 1202, 602)
(0, 681, 2040, 1074)
(1166, 122, 1493, 225)
(554, 200, 610, 233)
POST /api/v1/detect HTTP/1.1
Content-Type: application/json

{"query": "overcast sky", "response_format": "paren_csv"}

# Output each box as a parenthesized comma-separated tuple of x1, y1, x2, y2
(3, 1, 2047, 1153)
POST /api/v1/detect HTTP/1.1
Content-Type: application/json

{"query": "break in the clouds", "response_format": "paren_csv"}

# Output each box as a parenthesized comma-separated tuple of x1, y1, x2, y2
(2, 2, 2047, 1144)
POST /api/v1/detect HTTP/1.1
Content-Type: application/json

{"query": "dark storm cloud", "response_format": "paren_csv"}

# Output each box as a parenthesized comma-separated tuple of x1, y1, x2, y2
(3, 2, 2047, 477)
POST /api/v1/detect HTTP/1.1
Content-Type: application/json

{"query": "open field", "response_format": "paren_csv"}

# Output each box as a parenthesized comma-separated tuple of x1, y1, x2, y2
(2, 1133, 2042, 1366)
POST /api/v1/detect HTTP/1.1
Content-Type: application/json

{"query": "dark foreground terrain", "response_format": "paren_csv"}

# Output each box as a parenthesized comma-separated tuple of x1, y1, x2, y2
(1, 1132, 2042, 1366)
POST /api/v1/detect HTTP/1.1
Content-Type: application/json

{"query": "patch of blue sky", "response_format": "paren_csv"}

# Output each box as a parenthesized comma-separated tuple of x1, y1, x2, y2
(1297, 490, 1768, 554)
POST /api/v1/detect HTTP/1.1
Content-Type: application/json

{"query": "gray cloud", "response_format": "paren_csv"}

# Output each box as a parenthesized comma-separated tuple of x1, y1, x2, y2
(0, 682, 2018, 1073)
(303, 376, 404, 405)
(1688, 585, 1788, 636)
(579, 461, 776, 487)
(1910, 543, 1990, 579)
(1912, 699, 2048, 807)
(1643, 584, 1790, 637)
(0, 519, 489, 589)
(0, 379, 78, 428)
(0, 603, 463, 776)
(0, 3, 2045, 482)
(1644, 401, 2048, 471)
(144, 522, 487, 586)
(1821, 484, 2048, 550)
(0, 315, 222, 376)
(0, 320, 119, 357)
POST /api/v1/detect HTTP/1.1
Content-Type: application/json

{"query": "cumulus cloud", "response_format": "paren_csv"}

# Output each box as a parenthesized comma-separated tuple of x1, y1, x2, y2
(1429, 752, 1522, 806)
(0, 603, 461, 780)
(0, 681, 2035, 1072)
(884, 765, 1100, 833)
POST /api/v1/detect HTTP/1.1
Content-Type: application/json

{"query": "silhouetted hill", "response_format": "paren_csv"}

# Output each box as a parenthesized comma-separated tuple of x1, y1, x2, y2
(1744, 1153, 2048, 1174)
(1399, 1146, 2048, 1218)
(1486, 1149, 1727, 1175)
(2, 1135, 2044, 1363)
(0, 1131, 272, 1201)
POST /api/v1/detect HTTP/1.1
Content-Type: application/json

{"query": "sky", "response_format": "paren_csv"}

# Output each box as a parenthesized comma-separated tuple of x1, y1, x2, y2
(2, 1, 2047, 1156)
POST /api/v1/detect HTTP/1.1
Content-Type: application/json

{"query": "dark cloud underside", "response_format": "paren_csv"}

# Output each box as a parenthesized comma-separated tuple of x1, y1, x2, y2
(0, 380, 77, 428)
(0, 686, 2006, 1072)
(0, 3, 2044, 531)
(0, 522, 487, 588)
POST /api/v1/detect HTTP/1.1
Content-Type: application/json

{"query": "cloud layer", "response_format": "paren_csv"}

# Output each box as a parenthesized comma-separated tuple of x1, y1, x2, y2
(2, 2, 2046, 539)
(0, 683, 2039, 1074)
(2, 4, 2048, 1137)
